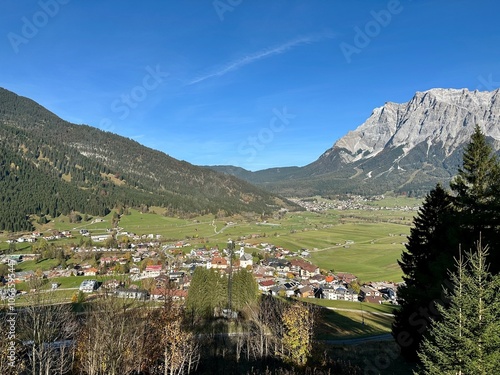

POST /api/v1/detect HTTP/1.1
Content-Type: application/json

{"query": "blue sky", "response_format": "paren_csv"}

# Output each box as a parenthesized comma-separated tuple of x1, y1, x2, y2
(1, 0, 500, 171)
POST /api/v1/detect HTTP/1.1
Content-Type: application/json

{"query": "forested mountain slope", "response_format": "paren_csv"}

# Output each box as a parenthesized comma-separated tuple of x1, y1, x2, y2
(0, 88, 296, 231)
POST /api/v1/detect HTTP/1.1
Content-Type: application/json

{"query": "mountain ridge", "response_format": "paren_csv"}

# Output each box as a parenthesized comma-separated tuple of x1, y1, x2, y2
(211, 88, 500, 196)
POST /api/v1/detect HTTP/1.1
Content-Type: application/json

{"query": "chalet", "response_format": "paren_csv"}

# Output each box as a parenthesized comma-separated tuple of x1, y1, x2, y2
(83, 267, 98, 276)
(294, 285, 314, 298)
(323, 286, 358, 301)
(144, 265, 163, 277)
(210, 257, 228, 270)
(258, 279, 275, 292)
(289, 259, 320, 279)
(335, 272, 357, 284)
(359, 286, 380, 302)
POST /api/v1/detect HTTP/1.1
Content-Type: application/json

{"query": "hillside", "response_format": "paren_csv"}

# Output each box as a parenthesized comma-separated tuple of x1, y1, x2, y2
(0, 88, 298, 232)
(212, 88, 500, 197)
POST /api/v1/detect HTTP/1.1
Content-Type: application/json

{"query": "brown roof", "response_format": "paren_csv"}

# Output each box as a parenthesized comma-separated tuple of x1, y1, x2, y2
(259, 279, 275, 287)
(290, 259, 318, 273)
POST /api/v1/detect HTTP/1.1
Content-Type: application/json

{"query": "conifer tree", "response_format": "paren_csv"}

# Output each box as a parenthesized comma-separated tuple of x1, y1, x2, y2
(450, 125, 500, 273)
(393, 184, 458, 361)
(416, 241, 500, 374)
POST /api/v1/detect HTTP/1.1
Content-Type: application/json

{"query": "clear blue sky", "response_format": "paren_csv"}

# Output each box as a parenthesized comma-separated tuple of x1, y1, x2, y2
(1, 0, 500, 171)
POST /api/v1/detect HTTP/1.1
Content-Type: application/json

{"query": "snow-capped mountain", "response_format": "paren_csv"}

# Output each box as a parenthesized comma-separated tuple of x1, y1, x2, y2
(301, 88, 500, 195)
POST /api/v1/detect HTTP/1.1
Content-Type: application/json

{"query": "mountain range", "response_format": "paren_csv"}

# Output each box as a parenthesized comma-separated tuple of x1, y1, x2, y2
(2, 86, 499, 231)
(211, 88, 500, 197)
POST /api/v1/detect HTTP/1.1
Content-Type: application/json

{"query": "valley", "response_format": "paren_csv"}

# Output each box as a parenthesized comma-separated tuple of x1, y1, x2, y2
(1, 195, 419, 284)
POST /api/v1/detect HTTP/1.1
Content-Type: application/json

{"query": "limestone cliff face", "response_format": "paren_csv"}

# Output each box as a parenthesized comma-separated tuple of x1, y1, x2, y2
(213, 88, 500, 196)
(329, 88, 500, 164)
(300, 88, 500, 194)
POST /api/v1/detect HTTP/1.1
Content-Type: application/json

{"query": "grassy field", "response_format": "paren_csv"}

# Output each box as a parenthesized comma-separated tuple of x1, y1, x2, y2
(318, 308, 393, 339)
(305, 298, 398, 314)
(0, 197, 419, 282)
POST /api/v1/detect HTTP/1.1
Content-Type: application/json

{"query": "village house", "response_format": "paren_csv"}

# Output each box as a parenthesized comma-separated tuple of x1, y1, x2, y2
(83, 267, 98, 276)
(100, 256, 119, 265)
(209, 257, 228, 270)
(268, 285, 285, 296)
(322, 286, 359, 301)
(258, 279, 275, 293)
(14, 270, 35, 283)
(79, 279, 98, 293)
(252, 265, 275, 279)
(150, 288, 187, 301)
(130, 266, 141, 274)
(263, 258, 291, 277)
(294, 285, 314, 298)
(114, 288, 149, 301)
(239, 253, 253, 269)
(102, 279, 122, 289)
(91, 234, 112, 243)
(289, 259, 320, 279)
(144, 264, 163, 277)
(335, 272, 357, 284)
(168, 271, 185, 283)
(359, 285, 383, 303)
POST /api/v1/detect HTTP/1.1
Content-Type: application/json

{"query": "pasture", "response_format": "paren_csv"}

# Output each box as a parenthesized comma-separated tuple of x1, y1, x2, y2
(1, 196, 420, 282)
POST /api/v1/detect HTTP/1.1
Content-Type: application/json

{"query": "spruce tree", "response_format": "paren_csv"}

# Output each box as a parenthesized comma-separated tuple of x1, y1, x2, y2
(416, 241, 500, 374)
(393, 184, 458, 361)
(450, 125, 500, 273)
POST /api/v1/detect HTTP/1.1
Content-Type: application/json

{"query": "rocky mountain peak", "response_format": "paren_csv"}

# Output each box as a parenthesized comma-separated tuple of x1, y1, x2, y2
(330, 88, 500, 163)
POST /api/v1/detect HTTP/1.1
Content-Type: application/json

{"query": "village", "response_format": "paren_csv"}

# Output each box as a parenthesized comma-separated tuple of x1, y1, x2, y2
(0, 226, 399, 307)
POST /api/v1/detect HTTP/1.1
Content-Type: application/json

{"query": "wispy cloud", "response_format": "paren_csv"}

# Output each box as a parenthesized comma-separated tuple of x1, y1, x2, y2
(187, 34, 329, 85)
